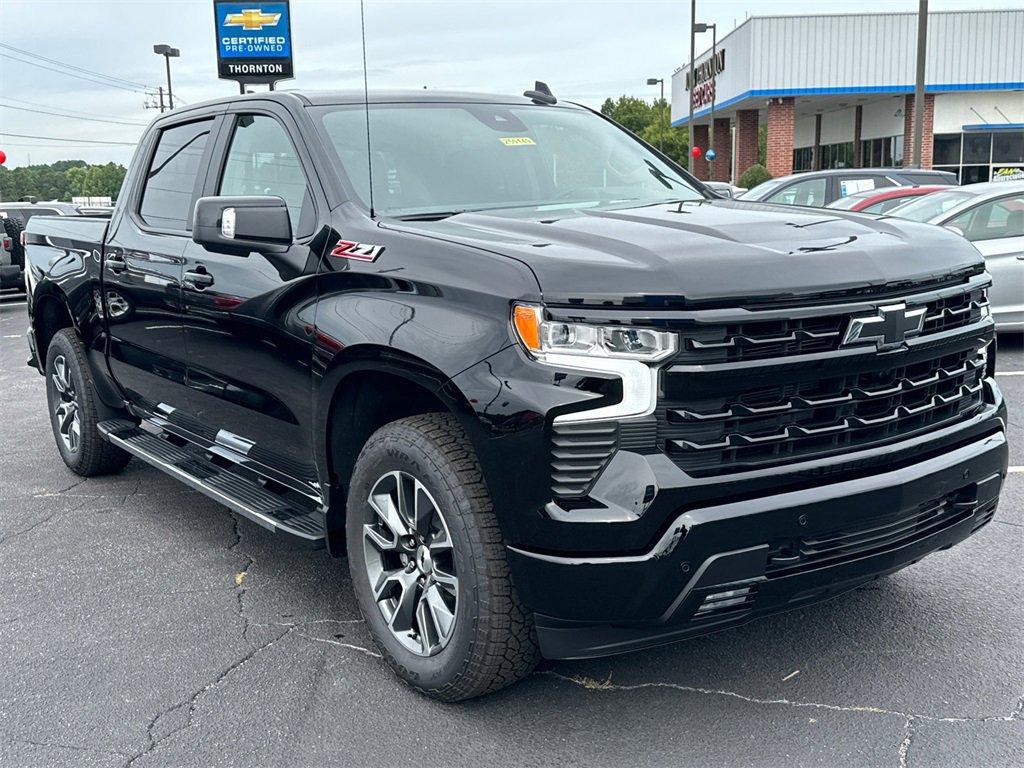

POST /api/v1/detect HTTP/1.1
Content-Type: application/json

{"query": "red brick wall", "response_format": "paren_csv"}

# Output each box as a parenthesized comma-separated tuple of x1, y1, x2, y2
(711, 118, 732, 182)
(902, 93, 935, 168)
(691, 124, 710, 180)
(766, 97, 795, 179)
(735, 109, 760, 181)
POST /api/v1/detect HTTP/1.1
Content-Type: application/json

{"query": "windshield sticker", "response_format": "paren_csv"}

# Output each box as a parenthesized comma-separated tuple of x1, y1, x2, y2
(499, 137, 536, 146)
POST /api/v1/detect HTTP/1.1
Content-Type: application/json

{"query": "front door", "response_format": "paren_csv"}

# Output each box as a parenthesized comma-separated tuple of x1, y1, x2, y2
(946, 192, 1024, 330)
(104, 117, 218, 413)
(180, 106, 326, 492)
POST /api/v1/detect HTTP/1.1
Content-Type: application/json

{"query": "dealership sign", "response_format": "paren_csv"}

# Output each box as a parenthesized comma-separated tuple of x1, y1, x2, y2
(214, 0, 293, 85)
(686, 50, 725, 110)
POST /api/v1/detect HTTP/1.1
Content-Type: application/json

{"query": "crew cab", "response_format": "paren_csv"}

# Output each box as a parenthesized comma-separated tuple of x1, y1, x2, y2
(23, 90, 1008, 701)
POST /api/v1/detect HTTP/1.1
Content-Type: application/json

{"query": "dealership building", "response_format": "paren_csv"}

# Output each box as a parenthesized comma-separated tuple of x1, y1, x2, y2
(670, 9, 1024, 184)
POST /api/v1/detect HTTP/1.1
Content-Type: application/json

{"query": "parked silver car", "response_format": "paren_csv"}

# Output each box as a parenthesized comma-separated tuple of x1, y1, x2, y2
(888, 180, 1024, 331)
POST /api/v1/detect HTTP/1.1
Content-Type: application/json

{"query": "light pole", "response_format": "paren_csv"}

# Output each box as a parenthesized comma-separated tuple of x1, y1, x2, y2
(153, 44, 180, 111)
(693, 21, 717, 177)
(646, 77, 665, 153)
(687, 0, 696, 174)
(911, 0, 928, 168)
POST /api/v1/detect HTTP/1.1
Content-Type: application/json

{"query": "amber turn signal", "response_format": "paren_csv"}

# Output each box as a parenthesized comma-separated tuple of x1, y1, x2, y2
(512, 303, 543, 352)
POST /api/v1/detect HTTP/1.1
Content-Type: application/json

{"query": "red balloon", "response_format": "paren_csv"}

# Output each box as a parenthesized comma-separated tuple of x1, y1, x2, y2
(690, 146, 702, 159)
(0, 150, 6, 165)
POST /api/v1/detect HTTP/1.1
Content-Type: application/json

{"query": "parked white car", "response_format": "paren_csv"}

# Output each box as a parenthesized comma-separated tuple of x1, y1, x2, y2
(888, 180, 1024, 332)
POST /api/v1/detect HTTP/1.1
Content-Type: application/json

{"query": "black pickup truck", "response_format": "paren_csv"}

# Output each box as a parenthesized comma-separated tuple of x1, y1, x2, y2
(23, 89, 1008, 701)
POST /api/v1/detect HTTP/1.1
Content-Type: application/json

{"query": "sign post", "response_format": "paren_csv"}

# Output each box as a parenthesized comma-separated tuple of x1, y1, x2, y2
(213, 0, 294, 90)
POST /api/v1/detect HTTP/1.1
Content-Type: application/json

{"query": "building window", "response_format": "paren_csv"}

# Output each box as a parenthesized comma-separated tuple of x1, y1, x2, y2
(933, 134, 962, 165)
(930, 129, 1024, 184)
(963, 132, 993, 164)
(993, 131, 1024, 164)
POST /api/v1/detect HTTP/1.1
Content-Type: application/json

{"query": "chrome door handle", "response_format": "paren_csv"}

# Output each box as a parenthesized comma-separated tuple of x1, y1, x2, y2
(183, 268, 215, 290)
(105, 253, 127, 273)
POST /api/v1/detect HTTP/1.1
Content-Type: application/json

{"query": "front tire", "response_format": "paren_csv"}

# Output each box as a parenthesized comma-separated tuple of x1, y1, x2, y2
(45, 329, 131, 476)
(346, 413, 540, 701)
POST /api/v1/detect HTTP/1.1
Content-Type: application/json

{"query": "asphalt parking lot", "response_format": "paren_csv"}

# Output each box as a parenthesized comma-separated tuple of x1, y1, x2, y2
(1, 289, 1021, 768)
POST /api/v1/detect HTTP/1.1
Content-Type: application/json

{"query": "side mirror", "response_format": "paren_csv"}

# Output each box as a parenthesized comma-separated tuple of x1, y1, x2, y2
(943, 224, 965, 237)
(192, 196, 292, 255)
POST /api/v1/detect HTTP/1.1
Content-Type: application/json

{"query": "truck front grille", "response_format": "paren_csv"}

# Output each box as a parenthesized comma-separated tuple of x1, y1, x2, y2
(657, 277, 993, 478)
(674, 282, 988, 365)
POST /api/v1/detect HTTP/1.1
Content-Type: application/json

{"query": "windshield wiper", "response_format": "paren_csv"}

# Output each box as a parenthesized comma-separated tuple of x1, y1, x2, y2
(644, 160, 688, 190)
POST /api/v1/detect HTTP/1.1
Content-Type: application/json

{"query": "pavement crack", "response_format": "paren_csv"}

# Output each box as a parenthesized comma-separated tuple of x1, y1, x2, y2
(542, 671, 1024, 724)
(0, 498, 91, 547)
(123, 625, 295, 767)
(897, 717, 915, 768)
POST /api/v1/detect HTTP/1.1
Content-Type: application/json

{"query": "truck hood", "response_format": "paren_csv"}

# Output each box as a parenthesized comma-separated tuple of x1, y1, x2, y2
(391, 200, 983, 306)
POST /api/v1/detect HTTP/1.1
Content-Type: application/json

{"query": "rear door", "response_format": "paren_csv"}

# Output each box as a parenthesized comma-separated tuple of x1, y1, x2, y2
(179, 102, 327, 492)
(945, 192, 1024, 330)
(104, 116, 219, 411)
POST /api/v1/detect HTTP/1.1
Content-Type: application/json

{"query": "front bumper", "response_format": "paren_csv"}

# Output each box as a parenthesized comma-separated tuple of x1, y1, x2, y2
(510, 428, 1008, 660)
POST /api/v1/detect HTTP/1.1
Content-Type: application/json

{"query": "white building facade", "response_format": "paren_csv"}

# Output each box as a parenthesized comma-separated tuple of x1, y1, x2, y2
(670, 9, 1024, 184)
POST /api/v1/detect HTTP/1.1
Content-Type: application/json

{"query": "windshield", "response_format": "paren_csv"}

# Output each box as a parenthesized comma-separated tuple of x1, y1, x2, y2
(886, 189, 975, 222)
(313, 103, 704, 217)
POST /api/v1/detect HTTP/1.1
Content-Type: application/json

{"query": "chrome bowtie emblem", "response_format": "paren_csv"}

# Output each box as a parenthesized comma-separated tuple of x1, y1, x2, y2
(842, 304, 926, 349)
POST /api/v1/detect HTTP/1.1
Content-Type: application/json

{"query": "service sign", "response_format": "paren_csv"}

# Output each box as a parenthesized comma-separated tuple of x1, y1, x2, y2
(214, 0, 293, 85)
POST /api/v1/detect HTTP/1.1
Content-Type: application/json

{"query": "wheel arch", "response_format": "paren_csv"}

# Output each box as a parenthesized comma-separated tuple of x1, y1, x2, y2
(316, 344, 482, 557)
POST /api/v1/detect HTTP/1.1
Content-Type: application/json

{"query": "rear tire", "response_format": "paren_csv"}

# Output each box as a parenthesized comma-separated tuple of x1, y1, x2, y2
(346, 413, 540, 701)
(45, 329, 131, 477)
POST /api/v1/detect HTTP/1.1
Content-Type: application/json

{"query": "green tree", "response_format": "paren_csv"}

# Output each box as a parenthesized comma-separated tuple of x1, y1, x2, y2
(0, 160, 125, 202)
(600, 95, 655, 135)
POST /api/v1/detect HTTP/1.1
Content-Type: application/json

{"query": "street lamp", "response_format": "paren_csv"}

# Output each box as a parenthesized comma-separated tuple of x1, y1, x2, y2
(153, 44, 180, 112)
(646, 77, 665, 153)
(693, 21, 717, 176)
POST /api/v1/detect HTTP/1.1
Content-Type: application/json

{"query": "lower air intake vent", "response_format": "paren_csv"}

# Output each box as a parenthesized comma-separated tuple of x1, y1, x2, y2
(550, 422, 618, 498)
(692, 583, 758, 621)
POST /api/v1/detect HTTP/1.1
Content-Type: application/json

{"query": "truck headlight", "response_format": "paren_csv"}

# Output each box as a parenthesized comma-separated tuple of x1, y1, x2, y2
(511, 303, 677, 423)
(512, 304, 676, 362)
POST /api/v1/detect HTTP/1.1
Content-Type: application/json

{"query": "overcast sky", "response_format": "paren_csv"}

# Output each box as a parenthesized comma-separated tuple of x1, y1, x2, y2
(0, 0, 1019, 167)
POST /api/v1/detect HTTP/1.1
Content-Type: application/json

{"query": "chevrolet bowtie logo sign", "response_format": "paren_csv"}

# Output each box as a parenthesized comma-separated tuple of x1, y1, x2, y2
(224, 8, 282, 30)
(842, 304, 927, 350)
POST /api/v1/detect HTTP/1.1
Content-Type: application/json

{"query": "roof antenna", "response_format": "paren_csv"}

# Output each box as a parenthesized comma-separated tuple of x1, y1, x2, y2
(359, 0, 375, 219)
(524, 81, 557, 105)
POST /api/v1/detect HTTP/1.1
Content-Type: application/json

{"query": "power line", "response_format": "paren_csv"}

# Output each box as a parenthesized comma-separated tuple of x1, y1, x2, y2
(0, 102, 149, 127)
(1, 96, 150, 123)
(0, 132, 138, 146)
(0, 52, 154, 94)
(0, 43, 152, 90)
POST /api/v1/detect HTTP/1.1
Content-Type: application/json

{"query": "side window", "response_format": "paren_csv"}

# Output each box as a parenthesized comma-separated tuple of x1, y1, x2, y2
(767, 177, 827, 207)
(139, 119, 214, 231)
(947, 195, 1024, 242)
(219, 115, 313, 237)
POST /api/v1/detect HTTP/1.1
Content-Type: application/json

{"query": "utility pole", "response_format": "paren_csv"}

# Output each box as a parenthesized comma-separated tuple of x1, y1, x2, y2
(912, 0, 928, 168)
(688, 0, 696, 174)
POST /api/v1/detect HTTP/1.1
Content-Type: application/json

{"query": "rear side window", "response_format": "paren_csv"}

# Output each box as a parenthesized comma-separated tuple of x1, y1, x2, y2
(767, 177, 827, 207)
(139, 119, 213, 231)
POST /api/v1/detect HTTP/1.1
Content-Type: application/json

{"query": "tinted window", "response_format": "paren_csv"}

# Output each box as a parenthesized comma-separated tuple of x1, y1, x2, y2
(766, 177, 827, 207)
(139, 120, 213, 231)
(992, 131, 1024, 164)
(962, 133, 992, 164)
(219, 115, 312, 235)
(932, 134, 961, 166)
(899, 171, 956, 185)
(947, 195, 1024, 242)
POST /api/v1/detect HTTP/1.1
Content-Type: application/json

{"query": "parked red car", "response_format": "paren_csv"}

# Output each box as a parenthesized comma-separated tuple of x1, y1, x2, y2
(826, 185, 949, 214)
